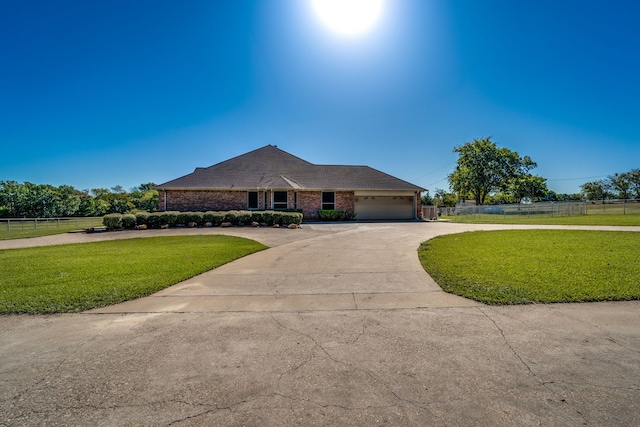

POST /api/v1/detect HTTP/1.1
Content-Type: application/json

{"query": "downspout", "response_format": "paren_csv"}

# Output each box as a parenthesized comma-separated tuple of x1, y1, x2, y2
(163, 190, 167, 212)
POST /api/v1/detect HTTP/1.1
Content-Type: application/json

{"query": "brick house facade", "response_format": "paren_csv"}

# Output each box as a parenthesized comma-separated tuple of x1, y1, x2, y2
(156, 146, 425, 221)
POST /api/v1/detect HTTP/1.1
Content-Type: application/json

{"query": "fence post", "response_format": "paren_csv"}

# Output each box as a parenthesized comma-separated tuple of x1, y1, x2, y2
(34, 218, 37, 229)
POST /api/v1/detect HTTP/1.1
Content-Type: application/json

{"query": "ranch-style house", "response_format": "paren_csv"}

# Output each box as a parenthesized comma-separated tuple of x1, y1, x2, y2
(156, 145, 425, 221)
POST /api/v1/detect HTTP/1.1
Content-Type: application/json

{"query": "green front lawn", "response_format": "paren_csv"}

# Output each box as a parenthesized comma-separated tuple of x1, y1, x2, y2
(0, 235, 267, 314)
(418, 230, 640, 304)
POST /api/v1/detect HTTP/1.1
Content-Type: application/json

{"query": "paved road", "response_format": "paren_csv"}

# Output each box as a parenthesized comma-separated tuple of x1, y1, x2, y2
(1, 222, 639, 426)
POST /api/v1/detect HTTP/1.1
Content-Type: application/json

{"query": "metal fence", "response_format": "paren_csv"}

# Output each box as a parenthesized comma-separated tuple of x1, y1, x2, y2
(453, 199, 640, 218)
(0, 217, 103, 233)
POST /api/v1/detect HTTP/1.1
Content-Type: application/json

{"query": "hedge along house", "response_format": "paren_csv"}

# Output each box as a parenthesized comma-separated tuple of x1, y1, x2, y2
(156, 145, 425, 221)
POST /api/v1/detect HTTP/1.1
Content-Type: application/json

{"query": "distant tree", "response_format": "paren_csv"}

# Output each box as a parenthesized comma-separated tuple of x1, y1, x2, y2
(130, 183, 159, 212)
(53, 185, 82, 217)
(581, 180, 610, 201)
(0, 181, 24, 217)
(421, 191, 434, 206)
(137, 182, 157, 191)
(608, 173, 632, 199)
(488, 193, 515, 205)
(630, 169, 640, 199)
(433, 188, 458, 207)
(448, 137, 539, 205)
(91, 188, 111, 198)
(509, 174, 548, 203)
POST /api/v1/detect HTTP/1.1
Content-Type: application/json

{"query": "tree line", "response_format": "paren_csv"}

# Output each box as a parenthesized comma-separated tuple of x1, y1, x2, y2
(580, 171, 640, 201)
(422, 137, 638, 207)
(0, 181, 159, 218)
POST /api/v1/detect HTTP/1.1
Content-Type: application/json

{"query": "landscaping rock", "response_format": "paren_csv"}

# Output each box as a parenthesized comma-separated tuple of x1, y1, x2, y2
(188, 222, 197, 228)
(288, 224, 300, 229)
(273, 224, 280, 228)
(160, 224, 169, 229)
(205, 222, 213, 227)
(221, 222, 234, 228)
(135, 224, 147, 230)
(251, 222, 260, 227)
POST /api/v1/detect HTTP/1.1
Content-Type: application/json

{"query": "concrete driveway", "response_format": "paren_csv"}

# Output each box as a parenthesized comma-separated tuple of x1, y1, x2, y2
(1, 222, 639, 426)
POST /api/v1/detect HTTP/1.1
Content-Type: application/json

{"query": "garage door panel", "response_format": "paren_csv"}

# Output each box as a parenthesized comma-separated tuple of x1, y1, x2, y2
(354, 196, 414, 220)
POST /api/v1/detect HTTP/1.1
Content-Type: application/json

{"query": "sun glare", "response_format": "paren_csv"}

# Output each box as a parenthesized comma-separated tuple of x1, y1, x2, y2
(311, 0, 385, 37)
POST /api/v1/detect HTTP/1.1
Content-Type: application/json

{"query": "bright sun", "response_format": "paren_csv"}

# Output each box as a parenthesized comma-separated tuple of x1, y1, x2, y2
(311, 0, 385, 37)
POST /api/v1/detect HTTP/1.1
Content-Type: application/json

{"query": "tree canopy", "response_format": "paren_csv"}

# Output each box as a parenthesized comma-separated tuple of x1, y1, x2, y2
(0, 181, 158, 218)
(448, 137, 546, 205)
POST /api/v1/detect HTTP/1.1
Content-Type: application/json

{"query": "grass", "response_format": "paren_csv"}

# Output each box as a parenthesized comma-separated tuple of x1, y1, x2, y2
(0, 217, 104, 240)
(418, 230, 640, 304)
(0, 235, 267, 314)
(442, 214, 640, 226)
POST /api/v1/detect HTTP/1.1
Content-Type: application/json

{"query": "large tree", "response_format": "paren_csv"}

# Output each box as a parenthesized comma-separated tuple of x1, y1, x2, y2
(448, 137, 540, 205)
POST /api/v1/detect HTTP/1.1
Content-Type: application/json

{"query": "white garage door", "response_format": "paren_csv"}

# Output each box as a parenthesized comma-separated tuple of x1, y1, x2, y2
(354, 196, 414, 220)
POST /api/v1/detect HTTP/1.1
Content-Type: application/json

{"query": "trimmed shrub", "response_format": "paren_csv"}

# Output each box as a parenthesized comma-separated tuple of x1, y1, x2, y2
(261, 211, 275, 226)
(135, 212, 149, 226)
(250, 211, 263, 224)
(103, 213, 123, 230)
(235, 210, 252, 225)
(163, 211, 179, 227)
(318, 210, 344, 221)
(343, 211, 357, 221)
(276, 211, 303, 225)
(121, 214, 137, 230)
(146, 212, 164, 228)
(175, 212, 191, 226)
(210, 211, 226, 226)
(188, 212, 204, 226)
(223, 210, 239, 224)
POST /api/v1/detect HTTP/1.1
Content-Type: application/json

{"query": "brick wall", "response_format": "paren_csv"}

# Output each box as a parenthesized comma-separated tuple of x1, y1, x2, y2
(159, 189, 366, 220)
(297, 191, 320, 220)
(297, 191, 355, 220)
(415, 194, 423, 219)
(160, 190, 248, 211)
(336, 191, 355, 214)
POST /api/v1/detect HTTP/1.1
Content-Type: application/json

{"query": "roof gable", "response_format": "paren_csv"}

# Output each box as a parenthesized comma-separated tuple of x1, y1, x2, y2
(157, 145, 424, 192)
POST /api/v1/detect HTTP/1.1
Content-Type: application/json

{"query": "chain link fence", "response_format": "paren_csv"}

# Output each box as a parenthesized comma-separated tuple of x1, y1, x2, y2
(453, 199, 640, 219)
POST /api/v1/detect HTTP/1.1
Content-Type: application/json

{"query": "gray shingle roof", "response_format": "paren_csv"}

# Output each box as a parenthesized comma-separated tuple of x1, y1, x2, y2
(156, 145, 425, 192)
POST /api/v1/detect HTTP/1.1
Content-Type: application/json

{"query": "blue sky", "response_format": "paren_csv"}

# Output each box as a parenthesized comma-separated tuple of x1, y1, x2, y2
(1, 0, 638, 195)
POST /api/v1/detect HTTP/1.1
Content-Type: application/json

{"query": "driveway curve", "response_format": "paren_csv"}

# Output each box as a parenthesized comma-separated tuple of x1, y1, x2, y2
(1, 222, 639, 426)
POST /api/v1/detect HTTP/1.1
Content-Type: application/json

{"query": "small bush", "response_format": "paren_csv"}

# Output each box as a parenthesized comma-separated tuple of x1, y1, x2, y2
(147, 212, 164, 228)
(343, 211, 357, 221)
(121, 214, 137, 230)
(188, 212, 204, 226)
(135, 212, 149, 226)
(223, 210, 239, 224)
(212, 211, 226, 226)
(103, 214, 123, 230)
(175, 212, 192, 226)
(318, 210, 344, 221)
(261, 211, 275, 226)
(277, 212, 303, 225)
(163, 211, 179, 227)
(235, 210, 252, 225)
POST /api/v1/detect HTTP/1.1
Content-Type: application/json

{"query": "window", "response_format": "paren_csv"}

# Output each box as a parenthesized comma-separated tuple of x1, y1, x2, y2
(322, 192, 335, 210)
(248, 191, 258, 209)
(273, 191, 288, 210)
